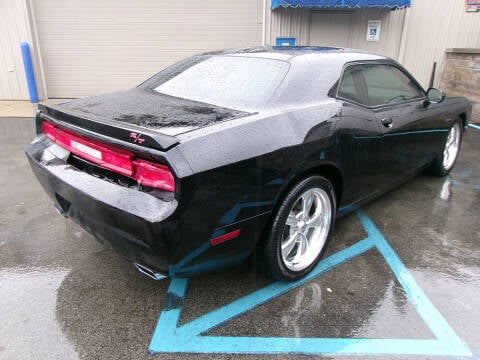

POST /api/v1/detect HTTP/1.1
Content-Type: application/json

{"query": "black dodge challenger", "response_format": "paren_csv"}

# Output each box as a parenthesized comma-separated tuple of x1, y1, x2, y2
(26, 46, 471, 281)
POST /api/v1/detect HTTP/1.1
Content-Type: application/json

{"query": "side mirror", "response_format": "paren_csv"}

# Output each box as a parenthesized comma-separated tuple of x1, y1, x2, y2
(426, 88, 445, 104)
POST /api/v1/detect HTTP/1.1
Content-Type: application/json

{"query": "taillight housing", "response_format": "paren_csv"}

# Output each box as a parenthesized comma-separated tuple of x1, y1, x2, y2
(133, 159, 175, 192)
(42, 121, 175, 192)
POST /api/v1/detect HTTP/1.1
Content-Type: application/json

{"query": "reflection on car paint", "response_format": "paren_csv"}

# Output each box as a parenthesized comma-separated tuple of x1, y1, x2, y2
(219, 201, 274, 225)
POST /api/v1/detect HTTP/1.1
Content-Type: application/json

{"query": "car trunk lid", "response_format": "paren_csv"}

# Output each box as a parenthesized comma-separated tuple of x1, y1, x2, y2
(47, 87, 250, 144)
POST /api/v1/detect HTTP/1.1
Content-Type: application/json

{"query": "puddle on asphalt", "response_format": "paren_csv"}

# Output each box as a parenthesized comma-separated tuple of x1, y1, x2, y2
(0, 267, 79, 359)
(205, 249, 434, 339)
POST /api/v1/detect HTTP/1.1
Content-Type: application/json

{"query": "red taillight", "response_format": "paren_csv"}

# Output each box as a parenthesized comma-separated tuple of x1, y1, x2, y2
(42, 121, 57, 141)
(133, 159, 175, 192)
(42, 121, 134, 176)
(42, 121, 175, 192)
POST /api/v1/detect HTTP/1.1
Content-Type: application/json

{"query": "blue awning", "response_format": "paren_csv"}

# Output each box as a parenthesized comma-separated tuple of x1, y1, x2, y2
(271, 0, 411, 9)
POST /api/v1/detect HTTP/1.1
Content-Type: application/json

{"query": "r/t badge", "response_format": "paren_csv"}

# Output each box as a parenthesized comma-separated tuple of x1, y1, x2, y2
(130, 132, 145, 144)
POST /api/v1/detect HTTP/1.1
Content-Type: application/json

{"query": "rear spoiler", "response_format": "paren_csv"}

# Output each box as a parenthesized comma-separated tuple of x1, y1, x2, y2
(36, 103, 179, 151)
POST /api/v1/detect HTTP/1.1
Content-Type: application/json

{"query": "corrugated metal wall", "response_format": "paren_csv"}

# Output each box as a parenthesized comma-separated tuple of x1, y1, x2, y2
(0, 0, 31, 100)
(399, 0, 480, 89)
(33, 0, 263, 98)
(347, 8, 405, 59)
(269, 7, 406, 59)
(268, 8, 311, 45)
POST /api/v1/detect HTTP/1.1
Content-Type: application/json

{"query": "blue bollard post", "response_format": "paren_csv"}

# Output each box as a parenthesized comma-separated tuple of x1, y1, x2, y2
(20, 42, 39, 103)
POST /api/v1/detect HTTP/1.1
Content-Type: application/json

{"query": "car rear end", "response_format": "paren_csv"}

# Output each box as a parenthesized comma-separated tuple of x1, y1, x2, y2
(25, 52, 295, 278)
(26, 104, 182, 277)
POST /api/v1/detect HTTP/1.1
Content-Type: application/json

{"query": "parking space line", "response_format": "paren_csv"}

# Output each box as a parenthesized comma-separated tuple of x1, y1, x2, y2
(149, 211, 472, 357)
(150, 277, 188, 339)
(357, 211, 471, 355)
(468, 123, 480, 131)
(177, 237, 374, 337)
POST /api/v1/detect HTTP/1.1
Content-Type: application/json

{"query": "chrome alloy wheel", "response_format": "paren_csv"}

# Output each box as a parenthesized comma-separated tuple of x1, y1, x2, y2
(443, 122, 461, 171)
(281, 188, 332, 272)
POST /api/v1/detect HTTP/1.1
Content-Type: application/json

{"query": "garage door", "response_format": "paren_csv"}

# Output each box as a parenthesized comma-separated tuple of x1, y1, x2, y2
(33, 0, 263, 98)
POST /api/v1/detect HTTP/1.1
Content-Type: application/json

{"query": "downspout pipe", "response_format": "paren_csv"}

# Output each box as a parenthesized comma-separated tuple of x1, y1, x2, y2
(20, 41, 39, 103)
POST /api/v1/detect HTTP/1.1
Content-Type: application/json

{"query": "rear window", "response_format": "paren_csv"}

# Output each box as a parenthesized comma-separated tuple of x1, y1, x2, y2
(151, 56, 290, 110)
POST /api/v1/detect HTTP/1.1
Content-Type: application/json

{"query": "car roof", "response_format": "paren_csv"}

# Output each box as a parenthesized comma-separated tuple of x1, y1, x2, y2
(200, 46, 388, 62)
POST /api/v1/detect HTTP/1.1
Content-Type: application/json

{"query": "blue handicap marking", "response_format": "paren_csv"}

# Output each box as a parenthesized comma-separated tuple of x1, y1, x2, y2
(149, 210, 472, 357)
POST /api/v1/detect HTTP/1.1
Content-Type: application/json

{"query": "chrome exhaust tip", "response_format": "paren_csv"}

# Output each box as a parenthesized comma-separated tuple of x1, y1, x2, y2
(134, 263, 167, 281)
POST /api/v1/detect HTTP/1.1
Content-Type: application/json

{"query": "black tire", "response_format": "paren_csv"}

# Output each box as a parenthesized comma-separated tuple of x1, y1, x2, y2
(430, 120, 463, 176)
(264, 176, 336, 281)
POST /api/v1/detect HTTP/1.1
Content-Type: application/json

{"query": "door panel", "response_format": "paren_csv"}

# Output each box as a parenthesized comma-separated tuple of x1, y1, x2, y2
(374, 101, 452, 190)
(357, 62, 432, 190)
(337, 102, 381, 208)
(335, 61, 450, 205)
(374, 102, 424, 189)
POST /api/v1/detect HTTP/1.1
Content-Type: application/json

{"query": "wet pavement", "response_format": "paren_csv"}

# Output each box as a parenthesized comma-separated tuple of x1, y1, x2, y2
(0, 116, 479, 359)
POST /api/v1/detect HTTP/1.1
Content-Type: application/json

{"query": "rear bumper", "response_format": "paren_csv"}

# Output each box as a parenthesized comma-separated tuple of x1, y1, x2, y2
(26, 136, 178, 272)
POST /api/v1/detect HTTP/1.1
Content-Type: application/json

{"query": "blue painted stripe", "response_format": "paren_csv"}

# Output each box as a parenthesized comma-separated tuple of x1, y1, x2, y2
(356, 210, 472, 357)
(468, 123, 480, 131)
(169, 242, 210, 276)
(149, 277, 188, 348)
(171, 252, 250, 276)
(353, 128, 448, 140)
(219, 201, 273, 225)
(385, 129, 449, 136)
(154, 337, 465, 356)
(176, 237, 374, 336)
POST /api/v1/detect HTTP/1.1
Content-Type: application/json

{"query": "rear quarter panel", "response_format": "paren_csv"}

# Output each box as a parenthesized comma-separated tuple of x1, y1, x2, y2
(169, 102, 342, 261)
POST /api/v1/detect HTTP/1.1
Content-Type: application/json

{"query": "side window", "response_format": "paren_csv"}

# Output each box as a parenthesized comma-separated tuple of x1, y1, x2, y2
(337, 67, 362, 104)
(362, 64, 423, 106)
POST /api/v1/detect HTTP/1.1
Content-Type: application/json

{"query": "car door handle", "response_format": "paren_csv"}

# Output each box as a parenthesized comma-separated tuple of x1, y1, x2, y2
(381, 117, 393, 128)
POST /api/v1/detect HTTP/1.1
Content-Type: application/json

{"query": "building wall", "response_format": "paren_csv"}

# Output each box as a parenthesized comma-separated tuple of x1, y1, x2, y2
(439, 49, 480, 121)
(347, 8, 405, 60)
(269, 1, 480, 91)
(32, 0, 263, 98)
(399, 0, 480, 89)
(268, 8, 311, 46)
(2, 0, 480, 100)
(269, 7, 406, 59)
(0, 0, 33, 100)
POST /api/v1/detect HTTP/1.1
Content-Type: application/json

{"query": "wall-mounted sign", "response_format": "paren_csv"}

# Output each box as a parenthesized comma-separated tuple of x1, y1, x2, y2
(275, 37, 296, 46)
(466, 0, 480, 12)
(366, 20, 381, 42)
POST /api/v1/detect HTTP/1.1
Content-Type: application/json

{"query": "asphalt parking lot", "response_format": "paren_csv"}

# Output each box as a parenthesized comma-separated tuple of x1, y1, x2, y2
(1, 116, 479, 360)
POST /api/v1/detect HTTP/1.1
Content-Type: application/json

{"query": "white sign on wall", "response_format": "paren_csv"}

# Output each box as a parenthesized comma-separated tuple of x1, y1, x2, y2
(366, 20, 381, 42)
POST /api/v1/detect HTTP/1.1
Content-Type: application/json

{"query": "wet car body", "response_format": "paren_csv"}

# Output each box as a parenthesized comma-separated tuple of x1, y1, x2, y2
(26, 46, 472, 279)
